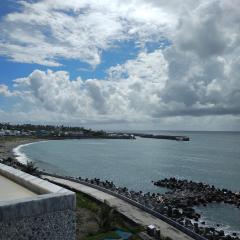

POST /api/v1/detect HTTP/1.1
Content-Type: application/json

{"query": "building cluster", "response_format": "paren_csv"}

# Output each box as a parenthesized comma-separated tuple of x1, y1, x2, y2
(0, 123, 135, 139)
(0, 129, 32, 136)
(0, 128, 85, 137)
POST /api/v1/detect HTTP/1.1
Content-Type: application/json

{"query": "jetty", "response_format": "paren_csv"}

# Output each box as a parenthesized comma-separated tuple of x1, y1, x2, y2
(134, 133, 190, 141)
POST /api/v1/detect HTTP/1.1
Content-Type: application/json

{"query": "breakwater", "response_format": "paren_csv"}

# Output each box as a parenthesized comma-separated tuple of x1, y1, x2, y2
(153, 178, 240, 208)
(134, 133, 190, 141)
(40, 171, 239, 240)
(80, 177, 239, 240)
(153, 178, 240, 239)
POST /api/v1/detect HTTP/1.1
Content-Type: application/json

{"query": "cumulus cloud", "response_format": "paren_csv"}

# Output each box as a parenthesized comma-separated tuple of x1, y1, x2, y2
(174, 1, 240, 58)
(10, 50, 168, 121)
(0, 84, 15, 97)
(8, 44, 240, 123)
(0, 85, 10, 97)
(0, 0, 176, 66)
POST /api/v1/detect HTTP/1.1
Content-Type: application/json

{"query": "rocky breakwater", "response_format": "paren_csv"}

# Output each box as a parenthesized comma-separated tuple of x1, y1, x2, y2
(153, 178, 240, 240)
(77, 177, 240, 240)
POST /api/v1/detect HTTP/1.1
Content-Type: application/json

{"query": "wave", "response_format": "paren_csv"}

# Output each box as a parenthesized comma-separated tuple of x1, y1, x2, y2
(12, 141, 48, 165)
(194, 207, 240, 236)
(196, 215, 240, 236)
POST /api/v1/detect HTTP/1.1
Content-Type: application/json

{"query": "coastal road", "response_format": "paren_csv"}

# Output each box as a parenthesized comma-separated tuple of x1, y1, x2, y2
(43, 175, 194, 240)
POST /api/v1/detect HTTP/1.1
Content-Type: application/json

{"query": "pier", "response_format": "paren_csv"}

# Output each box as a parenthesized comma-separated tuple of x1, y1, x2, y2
(134, 133, 190, 141)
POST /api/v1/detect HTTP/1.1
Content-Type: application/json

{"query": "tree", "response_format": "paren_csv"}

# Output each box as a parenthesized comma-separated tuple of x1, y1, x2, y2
(24, 161, 38, 175)
(95, 200, 116, 232)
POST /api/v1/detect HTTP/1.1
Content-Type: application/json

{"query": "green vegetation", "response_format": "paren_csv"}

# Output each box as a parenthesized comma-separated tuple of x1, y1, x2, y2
(76, 192, 100, 213)
(0, 123, 134, 139)
(76, 192, 144, 240)
(83, 231, 120, 240)
(75, 192, 171, 240)
(0, 136, 36, 142)
(23, 161, 39, 175)
(95, 200, 116, 232)
(1, 155, 39, 176)
(128, 235, 142, 240)
(0, 122, 103, 137)
(0, 122, 87, 132)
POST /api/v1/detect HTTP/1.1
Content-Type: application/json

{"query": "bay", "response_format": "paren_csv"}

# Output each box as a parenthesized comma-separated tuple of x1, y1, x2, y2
(17, 131, 240, 234)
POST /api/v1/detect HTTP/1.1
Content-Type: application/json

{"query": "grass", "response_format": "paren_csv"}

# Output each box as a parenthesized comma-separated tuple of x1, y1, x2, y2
(76, 192, 145, 240)
(83, 231, 120, 240)
(83, 229, 143, 240)
(76, 192, 100, 213)
(75, 191, 171, 240)
(111, 223, 145, 236)
(0, 136, 37, 142)
(129, 235, 142, 240)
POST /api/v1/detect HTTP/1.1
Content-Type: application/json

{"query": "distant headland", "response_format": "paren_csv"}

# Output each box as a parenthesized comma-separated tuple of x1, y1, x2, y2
(0, 122, 190, 141)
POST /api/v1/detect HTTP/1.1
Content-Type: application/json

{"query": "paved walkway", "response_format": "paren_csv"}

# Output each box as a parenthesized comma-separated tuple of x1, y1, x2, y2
(43, 175, 194, 240)
(0, 174, 36, 201)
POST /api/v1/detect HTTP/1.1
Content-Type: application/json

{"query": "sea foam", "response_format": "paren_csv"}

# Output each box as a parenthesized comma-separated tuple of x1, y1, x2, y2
(13, 141, 48, 165)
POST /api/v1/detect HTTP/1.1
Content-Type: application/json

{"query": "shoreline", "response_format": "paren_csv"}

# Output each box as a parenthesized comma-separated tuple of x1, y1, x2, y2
(0, 137, 44, 161)
(1, 137, 239, 239)
(13, 140, 49, 164)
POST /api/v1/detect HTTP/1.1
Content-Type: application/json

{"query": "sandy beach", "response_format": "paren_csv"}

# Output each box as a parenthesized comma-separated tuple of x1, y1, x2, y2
(0, 137, 42, 161)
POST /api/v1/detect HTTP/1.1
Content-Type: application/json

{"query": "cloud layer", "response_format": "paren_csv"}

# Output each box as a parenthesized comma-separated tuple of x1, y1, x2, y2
(0, 0, 240, 129)
(0, 0, 176, 66)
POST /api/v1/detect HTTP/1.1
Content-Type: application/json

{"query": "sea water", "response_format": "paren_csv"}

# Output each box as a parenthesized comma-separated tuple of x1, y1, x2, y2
(16, 131, 240, 234)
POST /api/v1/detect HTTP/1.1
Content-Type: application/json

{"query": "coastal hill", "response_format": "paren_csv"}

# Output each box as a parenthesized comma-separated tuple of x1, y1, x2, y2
(0, 123, 135, 139)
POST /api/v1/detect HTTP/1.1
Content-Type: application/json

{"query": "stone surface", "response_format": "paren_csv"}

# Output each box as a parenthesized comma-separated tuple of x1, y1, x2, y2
(0, 209, 76, 240)
(0, 164, 76, 240)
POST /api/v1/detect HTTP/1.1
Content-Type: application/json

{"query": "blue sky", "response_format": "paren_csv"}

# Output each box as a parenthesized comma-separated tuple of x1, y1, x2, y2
(0, 0, 171, 87)
(1, 36, 170, 88)
(0, 0, 21, 17)
(0, 38, 140, 86)
(0, 0, 239, 130)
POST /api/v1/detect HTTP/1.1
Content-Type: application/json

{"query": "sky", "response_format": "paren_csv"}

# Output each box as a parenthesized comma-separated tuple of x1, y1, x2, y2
(0, 0, 240, 131)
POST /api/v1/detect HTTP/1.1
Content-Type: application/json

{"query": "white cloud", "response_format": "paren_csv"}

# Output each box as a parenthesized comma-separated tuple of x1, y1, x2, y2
(5, 42, 240, 124)
(0, 0, 176, 66)
(0, 84, 15, 97)
(9, 50, 168, 121)
(174, 1, 239, 59)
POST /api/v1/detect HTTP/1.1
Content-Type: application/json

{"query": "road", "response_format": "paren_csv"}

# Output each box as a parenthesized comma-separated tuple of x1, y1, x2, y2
(43, 175, 195, 240)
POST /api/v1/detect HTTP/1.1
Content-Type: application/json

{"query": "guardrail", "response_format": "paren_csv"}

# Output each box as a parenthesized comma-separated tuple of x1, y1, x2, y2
(40, 171, 207, 240)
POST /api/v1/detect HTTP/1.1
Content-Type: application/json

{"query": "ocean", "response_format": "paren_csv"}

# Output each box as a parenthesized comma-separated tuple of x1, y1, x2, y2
(15, 131, 240, 235)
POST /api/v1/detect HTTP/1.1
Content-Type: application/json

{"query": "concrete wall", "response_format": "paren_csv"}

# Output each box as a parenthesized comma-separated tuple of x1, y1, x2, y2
(0, 209, 75, 240)
(0, 163, 76, 240)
